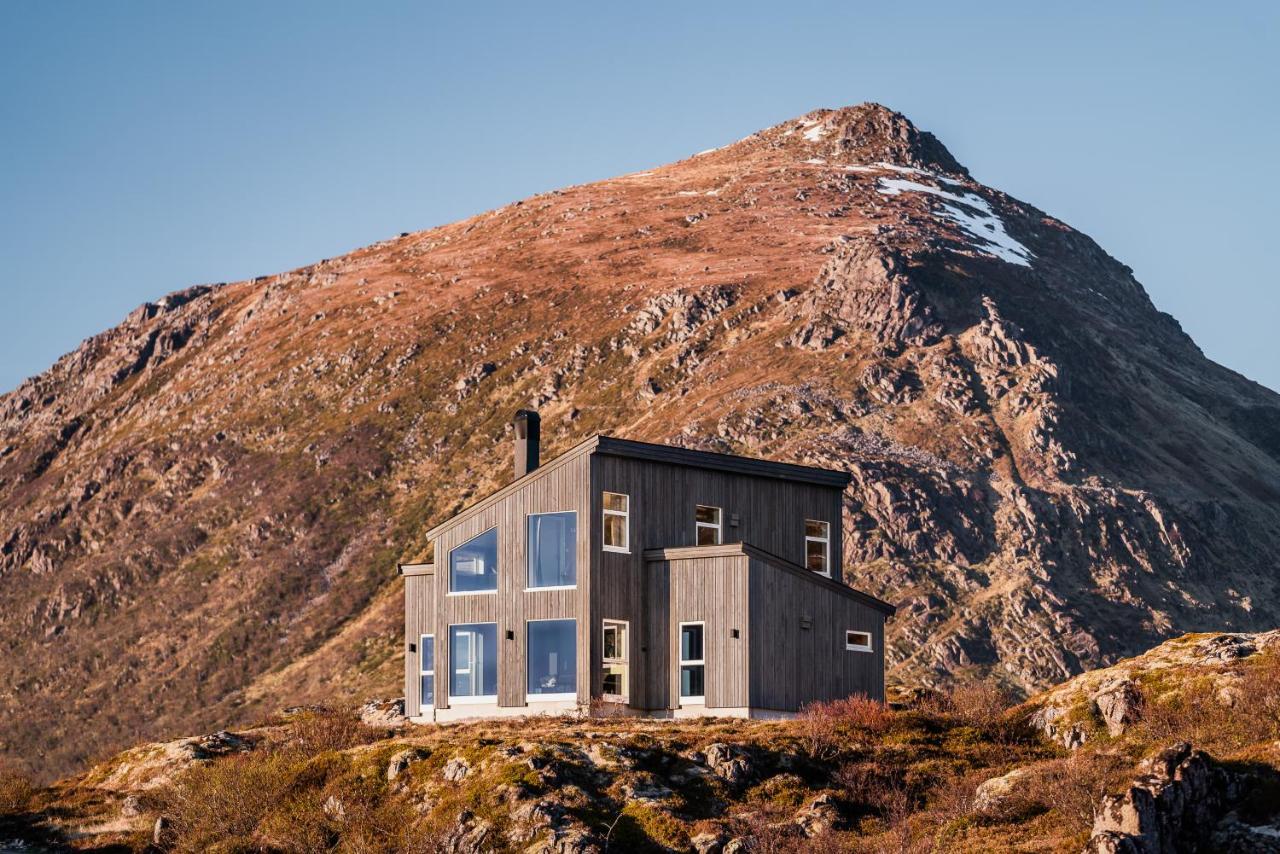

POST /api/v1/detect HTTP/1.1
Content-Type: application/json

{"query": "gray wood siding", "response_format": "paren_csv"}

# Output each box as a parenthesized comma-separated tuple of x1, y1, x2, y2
(663, 554, 751, 709)
(748, 553, 886, 708)
(403, 573, 436, 717)
(590, 452, 844, 710)
(410, 451, 591, 710)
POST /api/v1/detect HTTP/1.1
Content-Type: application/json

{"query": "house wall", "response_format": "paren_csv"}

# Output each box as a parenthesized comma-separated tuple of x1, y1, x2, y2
(589, 452, 844, 711)
(405, 449, 592, 713)
(748, 553, 886, 709)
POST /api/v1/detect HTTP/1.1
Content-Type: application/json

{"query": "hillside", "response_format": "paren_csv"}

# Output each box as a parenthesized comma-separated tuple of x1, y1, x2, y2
(3, 631, 1279, 852)
(2, 103, 1279, 779)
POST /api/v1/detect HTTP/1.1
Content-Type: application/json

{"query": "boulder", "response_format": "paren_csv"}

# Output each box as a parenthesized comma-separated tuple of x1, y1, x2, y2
(443, 756, 472, 782)
(386, 747, 429, 782)
(974, 766, 1035, 814)
(795, 791, 842, 837)
(359, 697, 407, 728)
(1093, 678, 1141, 737)
(698, 742, 755, 786)
(692, 831, 726, 854)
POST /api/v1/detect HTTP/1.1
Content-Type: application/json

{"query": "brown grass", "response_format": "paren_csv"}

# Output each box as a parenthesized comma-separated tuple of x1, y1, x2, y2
(0, 766, 36, 818)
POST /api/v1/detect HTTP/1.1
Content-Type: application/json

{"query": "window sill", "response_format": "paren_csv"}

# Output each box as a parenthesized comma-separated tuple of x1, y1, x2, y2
(679, 698, 706, 706)
(603, 546, 631, 555)
(446, 589, 498, 597)
(846, 645, 874, 653)
(524, 585, 577, 593)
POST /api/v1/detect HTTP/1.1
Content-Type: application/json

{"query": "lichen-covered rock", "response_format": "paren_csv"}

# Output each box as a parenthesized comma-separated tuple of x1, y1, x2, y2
(359, 697, 407, 728)
(697, 742, 755, 786)
(386, 747, 428, 781)
(974, 766, 1035, 814)
(442, 756, 472, 782)
(794, 791, 842, 837)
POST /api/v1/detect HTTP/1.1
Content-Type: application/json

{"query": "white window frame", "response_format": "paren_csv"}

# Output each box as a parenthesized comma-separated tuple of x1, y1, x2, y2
(525, 510, 578, 591)
(526, 617, 578, 702)
(846, 630, 874, 653)
(449, 622, 498, 704)
(678, 621, 706, 705)
(695, 505, 722, 546)
(419, 634, 435, 709)
(602, 492, 630, 554)
(447, 527, 499, 597)
(805, 519, 832, 578)
(602, 619, 629, 702)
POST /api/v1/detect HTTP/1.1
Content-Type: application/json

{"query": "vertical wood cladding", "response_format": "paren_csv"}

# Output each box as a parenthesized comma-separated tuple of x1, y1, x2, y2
(416, 450, 591, 711)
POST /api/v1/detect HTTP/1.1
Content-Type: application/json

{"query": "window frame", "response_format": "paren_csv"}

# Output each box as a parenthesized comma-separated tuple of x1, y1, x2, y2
(678, 621, 706, 704)
(602, 492, 630, 554)
(805, 519, 832, 578)
(449, 622, 498, 704)
(525, 617, 578, 702)
(525, 510, 578, 591)
(845, 629, 874, 653)
(601, 619, 630, 702)
(419, 634, 435, 709)
(447, 527, 499, 596)
(695, 505, 723, 546)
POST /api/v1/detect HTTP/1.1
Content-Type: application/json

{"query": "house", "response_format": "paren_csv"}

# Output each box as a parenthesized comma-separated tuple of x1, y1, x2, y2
(400, 411, 895, 722)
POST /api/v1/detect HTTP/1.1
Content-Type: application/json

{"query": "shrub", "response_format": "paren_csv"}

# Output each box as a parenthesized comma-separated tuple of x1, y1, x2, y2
(796, 693, 894, 759)
(1038, 750, 1130, 833)
(1236, 652, 1280, 743)
(287, 707, 385, 754)
(946, 680, 1014, 730)
(160, 751, 303, 851)
(0, 767, 36, 818)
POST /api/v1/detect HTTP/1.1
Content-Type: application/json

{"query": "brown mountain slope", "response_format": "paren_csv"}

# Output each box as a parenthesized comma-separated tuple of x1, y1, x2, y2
(2, 103, 1278, 779)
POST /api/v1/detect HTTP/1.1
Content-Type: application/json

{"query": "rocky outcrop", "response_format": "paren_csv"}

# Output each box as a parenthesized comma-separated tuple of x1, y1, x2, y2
(1086, 743, 1239, 854)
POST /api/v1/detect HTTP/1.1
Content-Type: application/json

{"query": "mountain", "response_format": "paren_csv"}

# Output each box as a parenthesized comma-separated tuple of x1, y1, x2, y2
(2, 103, 1278, 780)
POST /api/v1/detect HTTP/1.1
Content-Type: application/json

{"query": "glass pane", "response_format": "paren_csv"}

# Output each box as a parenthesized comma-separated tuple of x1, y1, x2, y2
(603, 663, 627, 697)
(603, 624, 626, 660)
(603, 492, 628, 512)
(806, 539, 827, 572)
(420, 674, 434, 707)
(806, 520, 829, 539)
(680, 624, 703, 662)
(603, 513, 627, 549)
(680, 664, 705, 698)
(696, 525, 720, 546)
(695, 505, 720, 525)
(421, 636, 434, 673)
(527, 619, 576, 696)
(528, 512, 576, 588)
(450, 623, 498, 697)
(450, 529, 498, 593)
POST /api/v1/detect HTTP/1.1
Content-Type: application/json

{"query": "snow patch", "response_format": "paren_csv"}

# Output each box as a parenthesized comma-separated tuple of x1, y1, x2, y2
(876, 178, 1034, 267)
(803, 158, 827, 165)
(677, 191, 700, 196)
(802, 120, 830, 142)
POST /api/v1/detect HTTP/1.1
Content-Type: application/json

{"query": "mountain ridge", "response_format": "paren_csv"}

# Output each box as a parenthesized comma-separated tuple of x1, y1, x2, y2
(2, 103, 1278, 779)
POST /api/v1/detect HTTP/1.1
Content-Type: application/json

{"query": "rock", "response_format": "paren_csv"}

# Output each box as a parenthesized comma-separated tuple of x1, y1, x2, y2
(323, 795, 345, 821)
(120, 795, 142, 818)
(974, 766, 1035, 814)
(152, 816, 170, 845)
(723, 839, 750, 854)
(359, 697, 407, 728)
(442, 809, 494, 854)
(1093, 678, 1142, 737)
(794, 792, 842, 837)
(386, 747, 429, 781)
(622, 774, 674, 802)
(1086, 742, 1241, 853)
(443, 756, 472, 782)
(698, 742, 755, 786)
(692, 831, 726, 854)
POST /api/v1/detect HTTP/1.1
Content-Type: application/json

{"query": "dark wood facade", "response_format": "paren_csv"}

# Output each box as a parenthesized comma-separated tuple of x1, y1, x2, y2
(402, 433, 894, 720)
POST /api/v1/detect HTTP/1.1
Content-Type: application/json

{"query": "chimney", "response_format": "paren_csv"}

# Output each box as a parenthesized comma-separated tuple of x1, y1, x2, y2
(514, 410, 540, 480)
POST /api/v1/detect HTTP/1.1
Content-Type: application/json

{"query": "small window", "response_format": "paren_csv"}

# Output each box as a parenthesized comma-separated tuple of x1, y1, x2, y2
(451, 622, 498, 701)
(679, 622, 705, 703)
(527, 619, 577, 699)
(603, 492, 629, 553)
(450, 528, 498, 594)
(528, 511, 577, 588)
(805, 520, 831, 576)
(602, 620, 629, 700)
(695, 506, 722, 546)
(420, 635, 435, 708)
(846, 630, 873, 652)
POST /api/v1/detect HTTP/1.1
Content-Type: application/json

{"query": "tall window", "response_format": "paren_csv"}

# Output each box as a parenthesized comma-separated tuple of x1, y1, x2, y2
(420, 635, 435, 708)
(695, 506, 722, 546)
(527, 619, 577, 699)
(602, 620, 629, 700)
(679, 622, 705, 703)
(805, 520, 831, 576)
(603, 492, 629, 553)
(450, 623, 498, 701)
(527, 511, 577, 588)
(450, 528, 498, 593)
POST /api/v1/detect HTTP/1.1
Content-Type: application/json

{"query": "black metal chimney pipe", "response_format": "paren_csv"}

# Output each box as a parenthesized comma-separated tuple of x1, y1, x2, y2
(514, 410, 540, 480)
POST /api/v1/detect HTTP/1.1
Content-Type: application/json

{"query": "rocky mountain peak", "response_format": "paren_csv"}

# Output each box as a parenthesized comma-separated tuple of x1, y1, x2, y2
(778, 102, 969, 176)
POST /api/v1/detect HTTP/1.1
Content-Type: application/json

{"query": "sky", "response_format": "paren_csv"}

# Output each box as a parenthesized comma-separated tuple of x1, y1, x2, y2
(1, 2, 1277, 394)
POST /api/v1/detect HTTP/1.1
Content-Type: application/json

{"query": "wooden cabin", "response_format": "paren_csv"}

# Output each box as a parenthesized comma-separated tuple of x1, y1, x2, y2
(400, 411, 894, 722)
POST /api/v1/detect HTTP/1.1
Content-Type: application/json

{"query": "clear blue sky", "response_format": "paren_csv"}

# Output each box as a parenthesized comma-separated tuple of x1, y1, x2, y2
(2, 2, 1276, 393)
